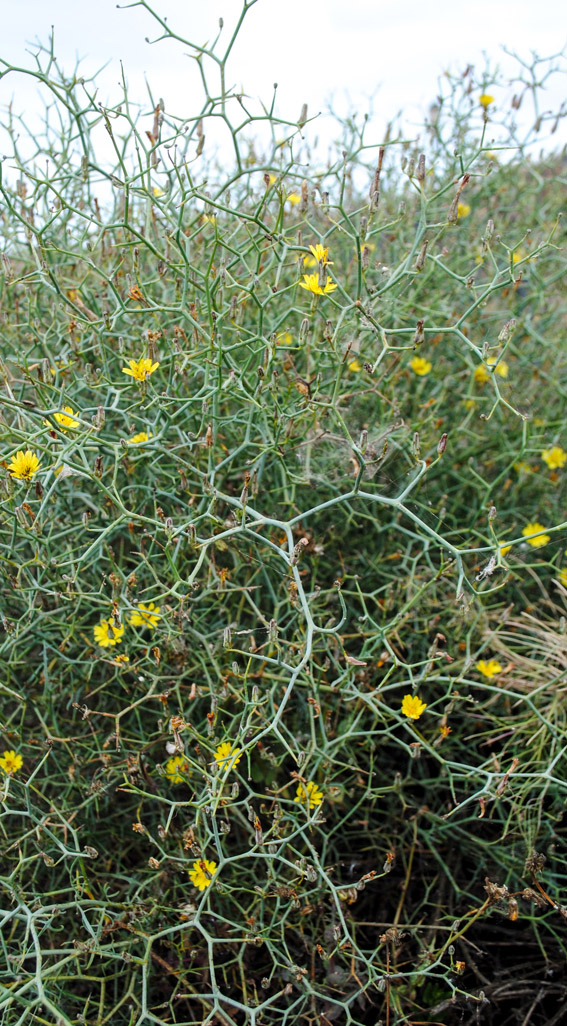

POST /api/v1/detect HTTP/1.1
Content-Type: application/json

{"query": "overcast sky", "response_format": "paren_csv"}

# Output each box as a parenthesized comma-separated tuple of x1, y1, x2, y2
(1, 0, 566, 159)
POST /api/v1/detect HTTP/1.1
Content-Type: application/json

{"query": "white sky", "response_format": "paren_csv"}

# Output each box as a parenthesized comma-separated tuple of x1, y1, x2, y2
(1, 0, 566, 162)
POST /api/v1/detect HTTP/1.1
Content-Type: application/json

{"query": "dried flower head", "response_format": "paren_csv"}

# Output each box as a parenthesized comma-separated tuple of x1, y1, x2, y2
(7, 450, 41, 482)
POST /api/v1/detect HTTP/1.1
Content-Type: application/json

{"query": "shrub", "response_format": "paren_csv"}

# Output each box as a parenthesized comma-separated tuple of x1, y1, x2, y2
(1, 6, 567, 1024)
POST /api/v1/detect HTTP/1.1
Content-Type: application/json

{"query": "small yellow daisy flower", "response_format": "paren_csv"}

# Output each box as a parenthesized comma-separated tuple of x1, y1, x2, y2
(129, 602, 161, 628)
(499, 543, 512, 557)
(214, 741, 242, 772)
(308, 244, 331, 265)
(53, 406, 80, 429)
(474, 357, 508, 383)
(522, 522, 550, 547)
(188, 858, 217, 891)
(558, 567, 567, 587)
(476, 658, 502, 679)
(286, 193, 301, 205)
(541, 446, 567, 470)
(349, 358, 362, 372)
(479, 94, 494, 108)
(299, 273, 337, 296)
(457, 203, 471, 219)
(0, 749, 23, 775)
(410, 356, 432, 376)
(294, 780, 324, 809)
(122, 358, 160, 382)
(164, 755, 190, 783)
(114, 654, 130, 664)
(7, 450, 41, 482)
(93, 618, 125, 648)
(401, 694, 427, 720)
(127, 432, 152, 445)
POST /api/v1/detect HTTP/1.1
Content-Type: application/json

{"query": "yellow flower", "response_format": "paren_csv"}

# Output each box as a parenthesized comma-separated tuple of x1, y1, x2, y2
(7, 450, 41, 482)
(214, 741, 242, 772)
(349, 359, 362, 372)
(188, 858, 217, 890)
(457, 203, 471, 218)
(559, 567, 567, 587)
(0, 749, 23, 775)
(299, 273, 337, 296)
(479, 94, 494, 108)
(499, 543, 512, 557)
(474, 357, 508, 383)
(164, 755, 190, 783)
(53, 406, 80, 429)
(122, 358, 160, 382)
(294, 780, 324, 809)
(522, 522, 550, 547)
(308, 244, 331, 265)
(512, 248, 526, 264)
(410, 356, 432, 376)
(129, 602, 161, 628)
(152, 186, 163, 197)
(401, 694, 427, 720)
(286, 193, 301, 205)
(439, 724, 452, 739)
(127, 432, 152, 445)
(542, 446, 567, 470)
(277, 331, 293, 346)
(93, 618, 125, 648)
(476, 658, 502, 679)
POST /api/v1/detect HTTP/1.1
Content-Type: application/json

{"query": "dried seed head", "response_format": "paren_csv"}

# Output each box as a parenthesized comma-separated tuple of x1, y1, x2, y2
(525, 851, 546, 876)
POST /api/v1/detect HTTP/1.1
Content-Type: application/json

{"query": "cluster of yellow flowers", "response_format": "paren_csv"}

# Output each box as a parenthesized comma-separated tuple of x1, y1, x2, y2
(299, 244, 337, 296)
(93, 603, 161, 650)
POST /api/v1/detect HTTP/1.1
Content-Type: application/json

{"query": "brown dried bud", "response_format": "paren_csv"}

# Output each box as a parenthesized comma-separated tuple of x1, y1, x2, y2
(525, 851, 546, 876)
(521, 887, 548, 908)
(413, 319, 425, 348)
(415, 238, 429, 272)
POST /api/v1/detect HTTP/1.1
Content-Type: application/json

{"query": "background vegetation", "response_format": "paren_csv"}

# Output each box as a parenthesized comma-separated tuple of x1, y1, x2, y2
(1, 4, 567, 1023)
